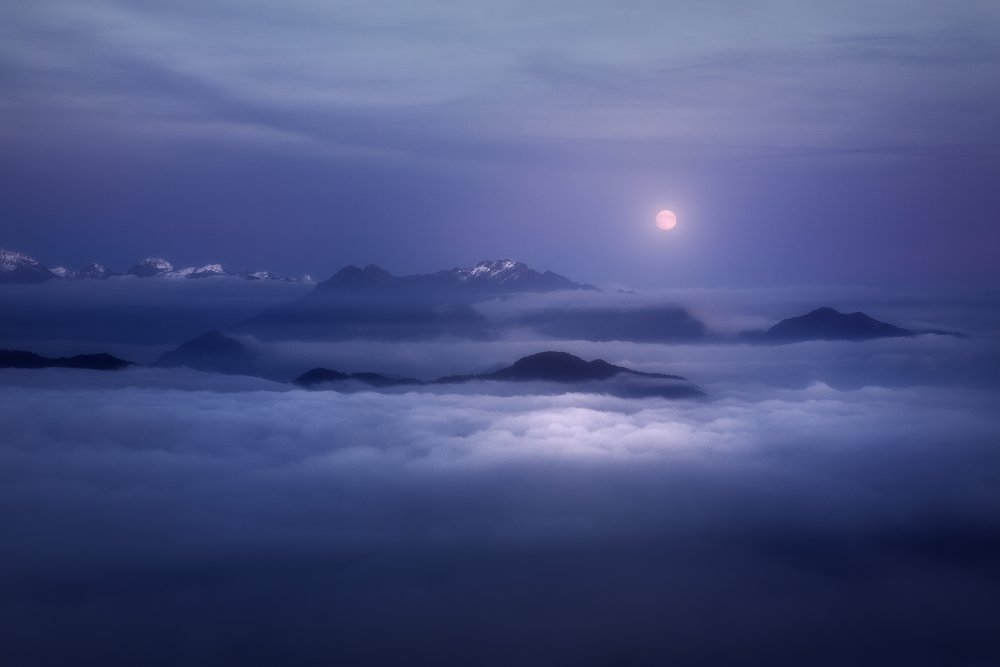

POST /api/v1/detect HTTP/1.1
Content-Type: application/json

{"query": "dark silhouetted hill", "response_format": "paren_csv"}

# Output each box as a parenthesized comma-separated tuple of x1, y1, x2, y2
(154, 331, 258, 375)
(739, 307, 967, 343)
(295, 351, 703, 398)
(442, 351, 703, 398)
(480, 351, 685, 382)
(739, 307, 913, 343)
(0, 349, 133, 370)
(293, 368, 423, 388)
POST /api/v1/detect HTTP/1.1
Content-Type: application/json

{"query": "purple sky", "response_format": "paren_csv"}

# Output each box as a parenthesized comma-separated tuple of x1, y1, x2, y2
(1, 0, 998, 287)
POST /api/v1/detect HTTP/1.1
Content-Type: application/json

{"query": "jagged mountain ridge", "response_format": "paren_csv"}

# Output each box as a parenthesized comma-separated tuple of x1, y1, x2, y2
(238, 259, 600, 341)
(316, 259, 596, 294)
(0, 249, 54, 284)
(0, 248, 310, 283)
(0, 349, 133, 370)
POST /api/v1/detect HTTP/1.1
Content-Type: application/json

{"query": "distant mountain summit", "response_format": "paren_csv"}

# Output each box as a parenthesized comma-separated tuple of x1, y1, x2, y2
(738, 306, 963, 343)
(0, 249, 54, 284)
(445, 259, 591, 292)
(316, 259, 595, 294)
(128, 257, 176, 278)
(188, 264, 229, 279)
(154, 330, 257, 375)
(739, 307, 910, 342)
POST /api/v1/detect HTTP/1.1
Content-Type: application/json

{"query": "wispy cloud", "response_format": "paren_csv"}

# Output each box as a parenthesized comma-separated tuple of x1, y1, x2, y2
(3, 0, 998, 163)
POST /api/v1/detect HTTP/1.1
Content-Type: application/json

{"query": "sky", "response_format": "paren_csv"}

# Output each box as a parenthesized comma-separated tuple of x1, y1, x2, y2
(2, 0, 999, 287)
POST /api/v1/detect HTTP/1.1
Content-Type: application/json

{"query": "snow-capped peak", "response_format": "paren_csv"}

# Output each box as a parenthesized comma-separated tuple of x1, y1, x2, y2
(128, 257, 175, 277)
(0, 248, 55, 283)
(1, 249, 41, 272)
(188, 263, 228, 278)
(142, 257, 173, 269)
(454, 259, 529, 284)
(471, 259, 521, 276)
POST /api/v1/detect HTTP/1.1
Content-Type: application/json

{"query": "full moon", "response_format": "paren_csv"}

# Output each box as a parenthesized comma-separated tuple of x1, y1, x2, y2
(656, 209, 677, 230)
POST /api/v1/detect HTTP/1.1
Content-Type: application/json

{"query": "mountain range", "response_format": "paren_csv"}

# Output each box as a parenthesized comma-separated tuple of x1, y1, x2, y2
(0, 249, 54, 284)
(0, 349, 133, 370)
(2, 247, 966, 345)
(235, 260, 600, 341)
(315, 260, 596, 294)
(0, 248, 310, 283)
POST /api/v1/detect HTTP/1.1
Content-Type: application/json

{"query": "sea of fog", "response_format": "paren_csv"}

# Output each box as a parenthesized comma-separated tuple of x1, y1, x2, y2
(1, 282, 999, 664)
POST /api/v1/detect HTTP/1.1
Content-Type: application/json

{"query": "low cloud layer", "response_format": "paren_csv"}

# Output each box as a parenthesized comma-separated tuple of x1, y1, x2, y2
(0, 277, 311, 353)
(1, 363, 998, 664)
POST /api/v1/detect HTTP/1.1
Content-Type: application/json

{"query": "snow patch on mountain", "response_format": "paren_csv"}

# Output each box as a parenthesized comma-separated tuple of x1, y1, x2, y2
(128, 257, 175, 278)
(0, 249, 54, 283)
(78, 263, 112, 279)
(49, 266, 75, 278)
(189, 264, 229, 278)
(2, 249, 40, 272)
(461, 259, 521, 281)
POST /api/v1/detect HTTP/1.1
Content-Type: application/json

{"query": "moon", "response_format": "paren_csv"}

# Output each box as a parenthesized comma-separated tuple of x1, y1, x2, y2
(656, 209, 677, 231)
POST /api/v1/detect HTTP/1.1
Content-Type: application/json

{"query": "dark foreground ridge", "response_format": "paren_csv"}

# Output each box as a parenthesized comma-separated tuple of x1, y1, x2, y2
(468, 350, 687, 383)
(0, 349, 134, 370)
(294, 351, 704, 399)
(738, 306, 966, 343)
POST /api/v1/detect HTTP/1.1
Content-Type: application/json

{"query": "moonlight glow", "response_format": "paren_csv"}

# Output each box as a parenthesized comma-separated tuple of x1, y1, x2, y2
(656, 210, 678, 230)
